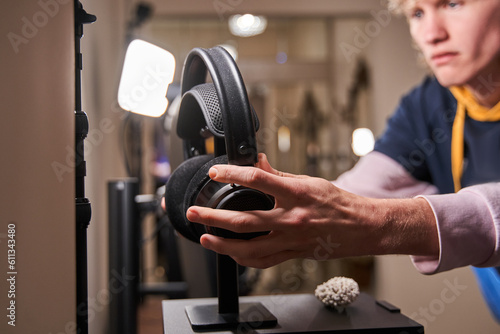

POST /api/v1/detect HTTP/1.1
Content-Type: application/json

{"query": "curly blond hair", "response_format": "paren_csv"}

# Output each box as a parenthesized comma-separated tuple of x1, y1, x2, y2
(386, 0, 415, 16)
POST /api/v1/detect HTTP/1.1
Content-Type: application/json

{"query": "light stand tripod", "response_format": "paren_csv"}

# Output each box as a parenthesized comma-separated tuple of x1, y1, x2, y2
(74, 1, 95, 333)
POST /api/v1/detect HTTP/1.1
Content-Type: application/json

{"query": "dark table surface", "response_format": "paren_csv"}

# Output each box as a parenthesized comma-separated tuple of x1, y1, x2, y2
(162, 293, 424, 333)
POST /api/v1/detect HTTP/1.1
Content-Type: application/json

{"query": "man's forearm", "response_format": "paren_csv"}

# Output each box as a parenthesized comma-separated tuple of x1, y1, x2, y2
(371, 197, 439, 257)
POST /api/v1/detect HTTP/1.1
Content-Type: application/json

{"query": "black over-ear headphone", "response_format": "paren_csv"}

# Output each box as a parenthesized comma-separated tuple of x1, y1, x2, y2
(165, 46, 274, 243)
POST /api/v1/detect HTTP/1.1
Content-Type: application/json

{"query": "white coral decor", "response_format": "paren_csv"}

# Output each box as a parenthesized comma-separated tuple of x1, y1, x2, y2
(315, 277, 360, 309)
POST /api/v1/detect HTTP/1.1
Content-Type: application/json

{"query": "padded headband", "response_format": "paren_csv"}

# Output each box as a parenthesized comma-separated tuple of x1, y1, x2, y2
(177, 46, 258, 166)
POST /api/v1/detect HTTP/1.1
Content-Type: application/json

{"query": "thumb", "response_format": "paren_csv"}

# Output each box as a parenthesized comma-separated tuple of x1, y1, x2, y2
(256, 153, 304, 179)
(255, 153, 277, 174)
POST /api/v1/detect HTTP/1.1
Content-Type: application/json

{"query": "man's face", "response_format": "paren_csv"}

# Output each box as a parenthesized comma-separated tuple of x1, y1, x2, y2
(406, 0, 500, 89)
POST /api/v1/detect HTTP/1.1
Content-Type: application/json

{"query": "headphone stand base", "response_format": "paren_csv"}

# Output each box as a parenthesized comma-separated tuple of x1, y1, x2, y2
(185, 302, 278, 331)
(185, 254, 277, 331)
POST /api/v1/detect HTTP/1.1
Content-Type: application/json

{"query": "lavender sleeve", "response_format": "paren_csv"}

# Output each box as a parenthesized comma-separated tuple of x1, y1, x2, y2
(414, 186, 500, 274)
(334, 152, 499, 274)
(333, 151, 438, 198)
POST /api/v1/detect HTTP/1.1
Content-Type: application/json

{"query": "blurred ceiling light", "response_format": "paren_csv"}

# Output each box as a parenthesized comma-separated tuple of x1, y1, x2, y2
(118, 39, 175, 117)
(278, 125, 291, 153)
(229, 14, 268, 37)
(351, 128, 375, 157)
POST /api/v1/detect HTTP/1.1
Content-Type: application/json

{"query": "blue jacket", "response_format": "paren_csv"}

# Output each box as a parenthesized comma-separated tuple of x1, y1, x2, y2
(375, 76, 500, 194)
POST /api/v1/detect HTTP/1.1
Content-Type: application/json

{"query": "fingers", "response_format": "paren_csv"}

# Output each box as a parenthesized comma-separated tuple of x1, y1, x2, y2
(208, 153, 301, 198)
(208, 164, 294, 199)
(187, 205, 280, 233)
(199, 233, 302, 269)
(256, 153, 297, 178)
(200, 233, 271, 258)
(233, 251, 298, 269)
(255, 153, 278, 174)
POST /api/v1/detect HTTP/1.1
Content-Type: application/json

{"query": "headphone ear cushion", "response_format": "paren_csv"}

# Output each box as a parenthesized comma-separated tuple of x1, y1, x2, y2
(185, 154, 275, 240)
(184, 155, 228, 218)
(165, 154, 214, 243)
(180, 155, 228, 240)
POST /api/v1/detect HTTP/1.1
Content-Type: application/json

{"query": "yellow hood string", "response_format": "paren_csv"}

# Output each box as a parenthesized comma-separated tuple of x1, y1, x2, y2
(449, 86, 500, 192)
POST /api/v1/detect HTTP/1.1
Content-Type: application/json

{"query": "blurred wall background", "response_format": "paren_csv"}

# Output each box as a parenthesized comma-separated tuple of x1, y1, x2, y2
(0, 1, 75, 333)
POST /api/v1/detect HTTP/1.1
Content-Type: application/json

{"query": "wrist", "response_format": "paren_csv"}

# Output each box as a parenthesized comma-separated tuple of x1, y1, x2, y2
(371, 197, 439, 257)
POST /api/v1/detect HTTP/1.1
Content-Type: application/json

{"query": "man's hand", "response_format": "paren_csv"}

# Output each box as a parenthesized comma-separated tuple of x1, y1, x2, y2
(184, 153, 439, 268)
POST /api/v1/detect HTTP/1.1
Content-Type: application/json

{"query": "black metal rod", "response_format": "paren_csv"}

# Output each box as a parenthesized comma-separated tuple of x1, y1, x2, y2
(217, 254, 239, 314)
(108, 179, 140, 334)
(74, 2, 95, 333)
(75, 212, 90, 333)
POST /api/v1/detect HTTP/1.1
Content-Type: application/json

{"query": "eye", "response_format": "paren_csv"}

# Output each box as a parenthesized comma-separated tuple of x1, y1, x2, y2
(446, 1, 462, 9)
(410, 9, 424, 19)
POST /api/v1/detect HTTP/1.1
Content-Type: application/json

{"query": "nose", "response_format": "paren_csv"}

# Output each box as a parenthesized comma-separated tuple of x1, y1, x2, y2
(422, 12, 448, 44)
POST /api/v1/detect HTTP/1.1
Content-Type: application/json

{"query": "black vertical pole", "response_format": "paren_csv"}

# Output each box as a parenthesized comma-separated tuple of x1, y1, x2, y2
(108, 179, 140, 334)
(74, 2, 95, 333)
(217, 254, 239, 314)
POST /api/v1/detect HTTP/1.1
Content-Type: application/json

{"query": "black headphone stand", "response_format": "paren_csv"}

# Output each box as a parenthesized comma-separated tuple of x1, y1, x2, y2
(185, 254, 278, 331)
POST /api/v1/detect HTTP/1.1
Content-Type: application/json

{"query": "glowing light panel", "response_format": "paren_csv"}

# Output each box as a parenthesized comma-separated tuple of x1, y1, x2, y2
(118, 39, 175, 117)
